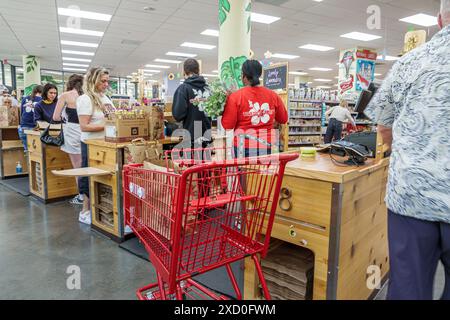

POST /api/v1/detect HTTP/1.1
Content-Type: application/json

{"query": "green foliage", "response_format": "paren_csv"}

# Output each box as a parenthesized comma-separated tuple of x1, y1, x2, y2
(25, 56, 38, 74)
(219, 0, 231, 26)
(245, 2, 252, 34)
(220, 56, 247, 89)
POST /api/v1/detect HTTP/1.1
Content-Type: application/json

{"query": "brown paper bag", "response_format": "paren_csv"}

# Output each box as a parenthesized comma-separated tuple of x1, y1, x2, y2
(124, 138, 163, 164)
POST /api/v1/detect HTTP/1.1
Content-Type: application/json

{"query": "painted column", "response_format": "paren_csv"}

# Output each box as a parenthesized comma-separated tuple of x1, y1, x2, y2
(218, 0, 252, 89)
(22, 55, 41, 96)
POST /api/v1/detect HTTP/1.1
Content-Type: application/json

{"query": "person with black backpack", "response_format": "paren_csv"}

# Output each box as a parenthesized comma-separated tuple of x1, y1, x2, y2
(172, 59, 212, 148)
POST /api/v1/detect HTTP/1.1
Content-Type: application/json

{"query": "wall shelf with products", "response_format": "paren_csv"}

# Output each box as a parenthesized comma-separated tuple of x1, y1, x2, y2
(287, 88, 340, 147)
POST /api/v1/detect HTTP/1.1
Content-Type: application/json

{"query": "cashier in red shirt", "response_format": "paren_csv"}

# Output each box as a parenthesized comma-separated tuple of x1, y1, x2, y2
(221, 59, 288, 158)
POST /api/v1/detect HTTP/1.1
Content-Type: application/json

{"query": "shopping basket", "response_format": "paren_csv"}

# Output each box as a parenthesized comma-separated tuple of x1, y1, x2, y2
(123, 148, 298, 300)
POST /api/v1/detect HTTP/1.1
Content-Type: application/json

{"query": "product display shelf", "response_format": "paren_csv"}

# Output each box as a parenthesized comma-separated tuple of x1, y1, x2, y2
(0, 126, 28, 179)
(288, 96, 339, 147)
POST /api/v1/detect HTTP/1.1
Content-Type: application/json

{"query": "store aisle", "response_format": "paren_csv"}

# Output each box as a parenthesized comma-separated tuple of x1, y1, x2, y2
(0, 185, 155, 300)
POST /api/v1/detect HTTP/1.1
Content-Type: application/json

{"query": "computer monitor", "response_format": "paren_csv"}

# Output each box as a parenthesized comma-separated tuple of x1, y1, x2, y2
(355, 82, 380, 114)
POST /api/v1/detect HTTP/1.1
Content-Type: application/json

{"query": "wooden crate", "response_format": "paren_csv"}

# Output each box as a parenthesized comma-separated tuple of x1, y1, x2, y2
(0, 127, 28, 178)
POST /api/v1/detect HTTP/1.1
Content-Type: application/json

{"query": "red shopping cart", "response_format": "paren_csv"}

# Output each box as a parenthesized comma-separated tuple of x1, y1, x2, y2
(123, 148, 298, 300)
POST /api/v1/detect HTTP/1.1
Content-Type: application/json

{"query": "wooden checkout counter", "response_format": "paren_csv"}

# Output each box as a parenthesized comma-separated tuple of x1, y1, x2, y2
(54, 137, 182, 242)
(0, 126, 28, 179)
(244, 146, 390, 300)
(25, 129, 78, 202)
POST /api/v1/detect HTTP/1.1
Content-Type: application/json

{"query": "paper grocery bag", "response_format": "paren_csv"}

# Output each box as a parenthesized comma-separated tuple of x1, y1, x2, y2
(124, 138, 163, 164)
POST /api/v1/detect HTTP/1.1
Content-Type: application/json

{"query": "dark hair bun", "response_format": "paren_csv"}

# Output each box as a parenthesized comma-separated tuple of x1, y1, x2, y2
(242, 60, 263, 87)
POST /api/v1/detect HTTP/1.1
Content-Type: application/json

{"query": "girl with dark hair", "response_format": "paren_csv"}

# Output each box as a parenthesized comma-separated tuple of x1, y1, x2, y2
(221, 59, 288, 157)
(34, 83, 60, 126)
(53, 74, 84, 205)
(18, 85, 44, 151)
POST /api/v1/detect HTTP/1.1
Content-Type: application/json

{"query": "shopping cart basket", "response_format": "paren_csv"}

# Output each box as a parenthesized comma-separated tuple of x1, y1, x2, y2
(123, 149, 298, 300)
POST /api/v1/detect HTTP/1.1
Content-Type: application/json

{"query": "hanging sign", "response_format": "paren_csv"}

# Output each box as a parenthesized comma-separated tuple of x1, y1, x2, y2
(263, 63, 288, 91)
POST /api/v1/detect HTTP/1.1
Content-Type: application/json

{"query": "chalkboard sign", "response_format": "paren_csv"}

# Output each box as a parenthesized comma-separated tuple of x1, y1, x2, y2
(263, 63, 288, 91)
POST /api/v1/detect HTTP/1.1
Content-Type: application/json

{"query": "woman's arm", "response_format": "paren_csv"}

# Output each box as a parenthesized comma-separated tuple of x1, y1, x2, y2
(78, 115, 104, 132)
(53, 93, 66, 122)
(221, 94, 238, 130)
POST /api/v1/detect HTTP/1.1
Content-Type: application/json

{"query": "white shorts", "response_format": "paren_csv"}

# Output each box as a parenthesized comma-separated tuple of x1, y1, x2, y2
(61, 122, 81, 155)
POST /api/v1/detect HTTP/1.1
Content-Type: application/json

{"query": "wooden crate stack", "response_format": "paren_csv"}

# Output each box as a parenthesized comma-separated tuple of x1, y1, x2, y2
(261, 241, 314, 300)
(95, 184, 114, 228)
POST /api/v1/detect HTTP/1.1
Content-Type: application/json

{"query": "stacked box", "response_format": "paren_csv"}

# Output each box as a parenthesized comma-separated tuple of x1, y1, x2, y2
(104, 118, 149, 143)
(145, 105, 165, 141)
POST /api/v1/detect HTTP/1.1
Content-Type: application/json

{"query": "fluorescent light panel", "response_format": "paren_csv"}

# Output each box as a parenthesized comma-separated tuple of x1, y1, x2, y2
(63, 63, 89, 67)
(154, 58, 182, 64)
(144, 70, 161, 73)
(251, 13, 280, 24)
(145, 64, 170, 69)
(201, 29, 219, 37)
(61, 50, 95, 56)
(309, 67, 333, 71)
(399, 14, 438, 27)
(166, 52, 197, 58)
(59, 27, 104, 37)
(62, 57, 92, 62)
(340, 32, 382, 41)
(272, 53, 299, 60)
(58, 8, 111, 21)
(61, 40, 98, 48)
(181, 42, 216, 50)
(377, 55, 400, 61)
(289, 72, 308, 76)
(63, 67, 87, 72)
(314, 79, 332, 82)
(299, 44, 334, 51)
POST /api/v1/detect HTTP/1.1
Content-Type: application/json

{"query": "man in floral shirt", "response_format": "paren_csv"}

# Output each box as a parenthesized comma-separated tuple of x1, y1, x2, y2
(365, 0, 450, 300)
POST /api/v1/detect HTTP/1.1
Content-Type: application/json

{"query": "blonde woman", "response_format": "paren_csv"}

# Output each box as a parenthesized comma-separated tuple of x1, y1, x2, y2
(76, 67, 113, 225)
(324, 99, 356, 144)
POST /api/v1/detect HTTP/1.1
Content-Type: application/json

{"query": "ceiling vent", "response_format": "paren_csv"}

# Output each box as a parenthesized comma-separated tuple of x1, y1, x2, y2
(121, 39, 142, 46)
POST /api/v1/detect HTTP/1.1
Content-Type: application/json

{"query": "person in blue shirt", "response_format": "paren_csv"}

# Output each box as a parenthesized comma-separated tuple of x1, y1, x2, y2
(34, 83, 60, 126)
(18, 85, 43, 151)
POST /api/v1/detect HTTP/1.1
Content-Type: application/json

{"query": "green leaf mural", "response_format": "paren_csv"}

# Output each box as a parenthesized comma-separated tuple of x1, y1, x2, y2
(25, 55, 38, 73)
(245, 2, 252, 34)
(219, 0, 231, 26)
(220, 55, 247, 89)
(24, 83, 38, 97)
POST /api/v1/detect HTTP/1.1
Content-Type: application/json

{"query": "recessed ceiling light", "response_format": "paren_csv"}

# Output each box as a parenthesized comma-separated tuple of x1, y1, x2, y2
(59, 27, 104, 37)
(251, 13, 280, 24)
(63, 63, 89, 67)
(202, 74, 219, 77)
(63, 67, 87, 72)
(377, 55, 400, 61)
(181, 42, 216, 50)
(340, 32, 382, 42)
(212, 70, 218, 73)
(62, 57, 92, 62)
(289, 71, 308, 76)
(154, 58, 182, 64)
(144, 69, 161, 73)
(61, 40, 98, 48)
(314, 79, 332, 82)
(61, 50, 95, 56)
(42, 70, 62, 75)
(334, 76, 339, 79)
(309, 67, 333, 71)
(374, 73, 382, 76)
(145, 64, 170, 69)
(201, 29, 219, 37)
(271, 53, 299, 60)
(17, 68, 24, 72)
(299, 44, 334, 52)
(166, 52, 197, 58)
(399, 13, 438, 27)
(317, 86, 331, 89)
(58, 8, 112, 21)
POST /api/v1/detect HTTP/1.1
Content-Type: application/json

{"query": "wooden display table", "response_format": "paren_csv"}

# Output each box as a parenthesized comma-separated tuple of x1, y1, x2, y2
(24, 130, 78, 202)
(84, 137, 182, 242)
(0, 126, 28, 179)
(244, 153, 390, 300)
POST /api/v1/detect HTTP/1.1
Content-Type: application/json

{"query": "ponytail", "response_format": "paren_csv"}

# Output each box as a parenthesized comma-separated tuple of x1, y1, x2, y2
(242, 60, 263, 87)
